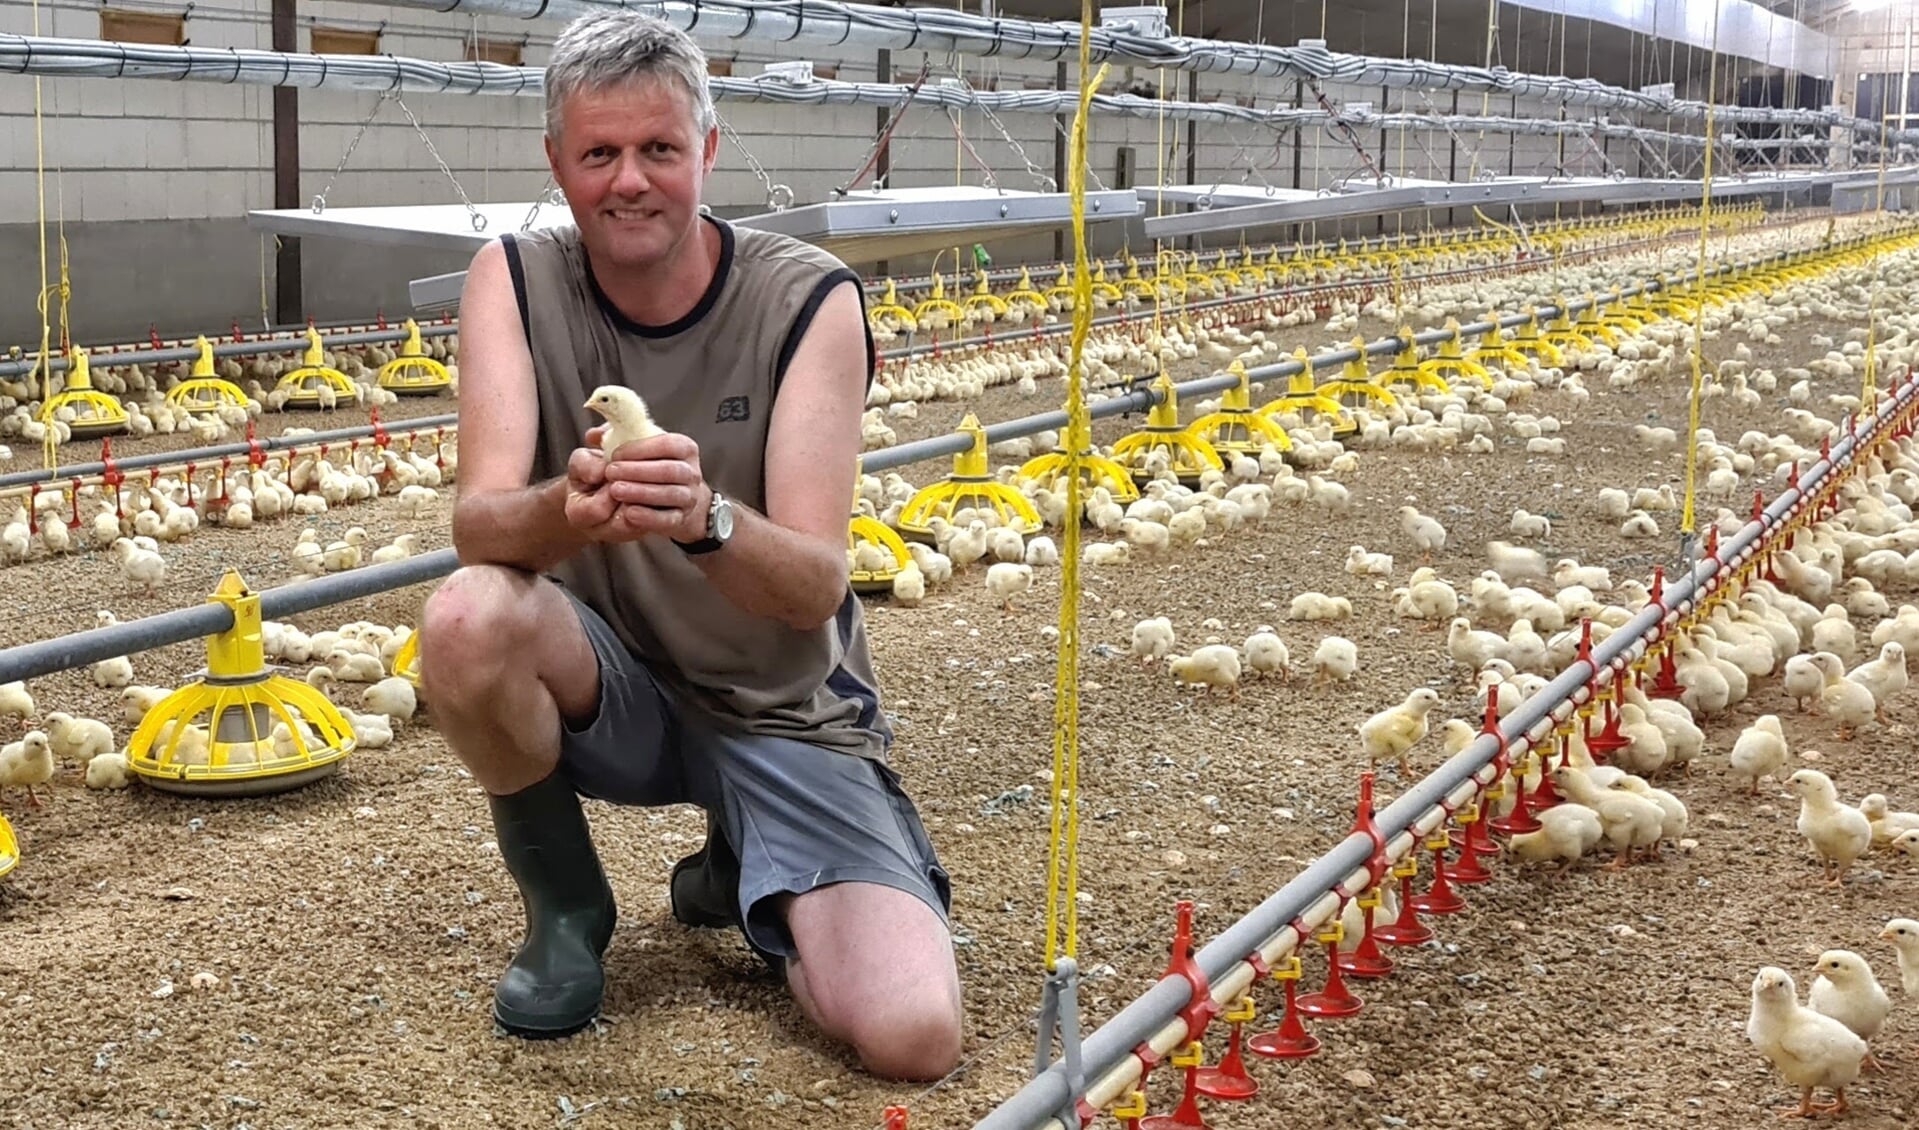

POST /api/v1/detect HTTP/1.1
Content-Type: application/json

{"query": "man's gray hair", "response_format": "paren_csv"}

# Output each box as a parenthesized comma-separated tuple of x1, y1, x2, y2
(543, 12, 716, 139)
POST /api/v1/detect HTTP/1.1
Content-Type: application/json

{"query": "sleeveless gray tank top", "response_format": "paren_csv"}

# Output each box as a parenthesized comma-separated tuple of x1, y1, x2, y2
(502, 216, 889, 759)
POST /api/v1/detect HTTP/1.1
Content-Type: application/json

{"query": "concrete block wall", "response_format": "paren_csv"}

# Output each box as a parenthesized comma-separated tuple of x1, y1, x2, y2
(0, 1, 1702, 343)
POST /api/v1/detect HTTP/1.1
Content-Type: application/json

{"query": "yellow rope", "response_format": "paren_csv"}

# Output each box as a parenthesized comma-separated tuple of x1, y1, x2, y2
(1678, 6, 1722, 539)
(1043, 0, 1106, 973)
(31, 0, 56, 473)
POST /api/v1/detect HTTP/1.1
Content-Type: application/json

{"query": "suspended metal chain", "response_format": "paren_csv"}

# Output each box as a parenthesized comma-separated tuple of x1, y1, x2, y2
(311, 92, 392, 214)
(392, 94, 489, 232)
(715, 110, 795, 210)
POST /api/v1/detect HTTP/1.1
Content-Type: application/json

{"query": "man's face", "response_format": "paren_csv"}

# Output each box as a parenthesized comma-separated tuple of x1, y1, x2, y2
(546, 79, 718, 272)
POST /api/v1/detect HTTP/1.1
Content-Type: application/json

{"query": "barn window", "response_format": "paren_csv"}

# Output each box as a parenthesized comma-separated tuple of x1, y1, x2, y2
(100, 7, 187, 46)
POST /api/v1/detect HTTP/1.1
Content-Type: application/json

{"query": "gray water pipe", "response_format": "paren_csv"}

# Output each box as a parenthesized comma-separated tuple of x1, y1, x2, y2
(0, 548, 459, 686)
(975, 362, 1919, 1130)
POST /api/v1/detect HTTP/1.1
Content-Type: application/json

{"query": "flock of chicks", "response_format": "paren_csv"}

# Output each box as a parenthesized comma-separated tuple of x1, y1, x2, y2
(0, 613, 424, 804)
(856, 218, 1919, 1119)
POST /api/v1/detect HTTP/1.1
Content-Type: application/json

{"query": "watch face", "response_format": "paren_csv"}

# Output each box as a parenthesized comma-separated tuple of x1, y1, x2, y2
(712, 498, 735, 540)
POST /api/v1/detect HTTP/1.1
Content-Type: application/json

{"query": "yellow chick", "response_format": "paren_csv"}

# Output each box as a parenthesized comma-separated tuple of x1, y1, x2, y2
(0, 730, 54, 807)
(1788, 768, 1873, 887)
(1807, 950, 1892, 1073)
(1130, 617, 1176, 665)
(1746, 967, 1868, 1118)
(1548, 764, 1663, 870)
(584, 385, 665, 456)
(84, 750, 132, 790)
(1878, 919, 1919, 996)
(1242, 630, 1290, 680)
(984, 562, 1034, 613)
(1505, 802, 1603, 876)
(1858, 794, 1919, 847)
(1169, 645, 1242, 700)
(1358, 688, 1441, 776)
(1728, 714, 1789, 796)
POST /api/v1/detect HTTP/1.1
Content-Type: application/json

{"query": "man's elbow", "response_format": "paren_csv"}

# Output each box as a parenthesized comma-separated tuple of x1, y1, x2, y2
(777, 553, 848, 632)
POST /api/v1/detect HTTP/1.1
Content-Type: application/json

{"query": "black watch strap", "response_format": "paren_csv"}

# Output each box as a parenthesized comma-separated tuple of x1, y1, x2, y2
(676, 536, 724, 555)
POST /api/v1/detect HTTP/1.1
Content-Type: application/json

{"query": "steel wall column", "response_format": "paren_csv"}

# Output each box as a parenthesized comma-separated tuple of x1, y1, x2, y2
(271, 0, 302, 324)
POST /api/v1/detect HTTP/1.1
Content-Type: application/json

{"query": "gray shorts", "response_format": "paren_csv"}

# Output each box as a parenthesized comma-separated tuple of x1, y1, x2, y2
(554, 587, 951, 961)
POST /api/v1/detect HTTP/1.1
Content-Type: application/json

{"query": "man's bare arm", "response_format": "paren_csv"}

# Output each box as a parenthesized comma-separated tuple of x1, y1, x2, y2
(448, 240, 597, 573)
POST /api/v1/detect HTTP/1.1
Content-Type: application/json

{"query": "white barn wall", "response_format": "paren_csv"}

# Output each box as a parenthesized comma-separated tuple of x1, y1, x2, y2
(0, 2, 1732, 341)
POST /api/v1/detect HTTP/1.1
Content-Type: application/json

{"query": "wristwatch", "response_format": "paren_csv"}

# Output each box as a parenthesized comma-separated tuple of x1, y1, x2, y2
(676, 488, 735, 555)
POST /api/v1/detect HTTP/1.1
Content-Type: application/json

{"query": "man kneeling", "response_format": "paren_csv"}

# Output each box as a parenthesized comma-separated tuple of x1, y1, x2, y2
(419, 11, 961, 1081)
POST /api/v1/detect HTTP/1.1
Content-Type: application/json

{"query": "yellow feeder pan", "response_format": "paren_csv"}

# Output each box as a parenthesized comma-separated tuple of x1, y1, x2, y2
(896, 412, 1044, 541)
(1378, 328, 1451, 396)
(1467, 317, 1535, 375)
(1018, 411, 1139, 504)
(1316, 337, 1403, 413)
(848, 508, 912, 595)
(274, 327, 360, 410)
(962, 272, 1009, 324)
(1258, 347, 1355, 435)
(1004, 267, 1048, 316)
(1421, 320, 1493, 388)
(377, 319, 453, 395)
(1542, 302, 1596, 354)
(1506, 312, 1566, 368)
(391, 628, 422, 689)
(867, 279, 919, 333)
(1600, 290, 1646, 334)
(0, 809, 16, 880)
(1109, 375, 1224, 485)
(166, 336, 249, 415)
(1572, 296, 1619, 348)
(128, 571, 355, 797)
(40, 347, 129, 438)
(912, 274, 965, 333)
(1185, 361, 1293, 455)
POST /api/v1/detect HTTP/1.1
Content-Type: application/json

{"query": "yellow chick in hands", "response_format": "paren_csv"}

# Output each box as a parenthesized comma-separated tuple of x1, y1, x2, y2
(584, 385, 664, 456)
(1746, 966, 1868, 1118)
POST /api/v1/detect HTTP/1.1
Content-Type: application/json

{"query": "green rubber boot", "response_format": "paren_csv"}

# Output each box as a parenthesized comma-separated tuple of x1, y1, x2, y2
(668, 811, 742, 931)
(488, 771, 617, 1038)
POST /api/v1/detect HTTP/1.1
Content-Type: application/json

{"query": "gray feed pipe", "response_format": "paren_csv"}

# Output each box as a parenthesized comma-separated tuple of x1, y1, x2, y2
(0, 416, 458, 492)
(0, 232, 1878, 686)
(975, 359, 1919, 1130)
(0, 549, 458, 686)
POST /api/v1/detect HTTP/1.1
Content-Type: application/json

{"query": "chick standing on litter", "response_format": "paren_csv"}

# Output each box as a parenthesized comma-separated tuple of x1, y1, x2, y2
(1880, 919, 1919, 995)
(1745, 966, 1869, 1118)
(584, 385, 664, 456)
(1788, 768, 1873, 888)
(1358, 688, 1441, 776)
(1807, 950, 1892, 1072)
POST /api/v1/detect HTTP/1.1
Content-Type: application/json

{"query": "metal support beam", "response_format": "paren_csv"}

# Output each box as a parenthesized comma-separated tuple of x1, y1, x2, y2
(271, 0, 302, 325)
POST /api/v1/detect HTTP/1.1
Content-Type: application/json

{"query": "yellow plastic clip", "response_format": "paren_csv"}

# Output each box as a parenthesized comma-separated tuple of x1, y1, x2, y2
(1392, 856, 1419, 880)
(1457, 802, 1481, 825)
(1224, 995, 1257, 1024)
(1357, 888, 1382, 912)
(1111, 1090, 1148, 1121)
(1314, 919, 1346, 946)
(1271, 955, 1304, 983)
(1424, 832, 1451, 852)
(1171, 1041, 1204, 1068)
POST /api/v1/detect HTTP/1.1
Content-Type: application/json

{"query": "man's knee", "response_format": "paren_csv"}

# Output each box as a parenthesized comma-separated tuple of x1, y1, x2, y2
(420, 565, 536, 694)
(837, 982, 962, 1081)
